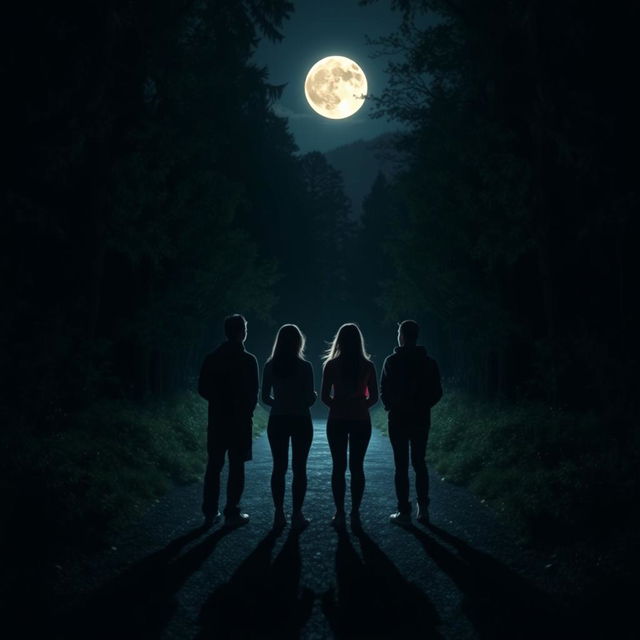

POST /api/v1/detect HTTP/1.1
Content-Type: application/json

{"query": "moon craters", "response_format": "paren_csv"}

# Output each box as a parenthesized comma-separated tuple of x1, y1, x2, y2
(304, 56, 367, 119)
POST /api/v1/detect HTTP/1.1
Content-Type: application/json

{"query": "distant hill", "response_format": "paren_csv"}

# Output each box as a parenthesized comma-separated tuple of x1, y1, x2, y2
(324, 133, 401, 219)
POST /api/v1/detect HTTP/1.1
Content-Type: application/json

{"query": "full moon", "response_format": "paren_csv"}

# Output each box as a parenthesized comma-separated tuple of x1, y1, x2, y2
(304, 56, 368, 119)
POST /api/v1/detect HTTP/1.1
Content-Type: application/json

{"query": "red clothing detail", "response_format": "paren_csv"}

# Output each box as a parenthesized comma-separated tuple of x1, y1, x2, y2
(321, 358, 378, 420)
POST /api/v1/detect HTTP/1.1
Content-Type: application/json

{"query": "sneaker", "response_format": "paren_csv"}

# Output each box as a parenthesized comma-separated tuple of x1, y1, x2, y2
(203, 511, 221, 529)
(331, 512, 346, 529)
(273, 510, 287, 530)
(389, 511, 411, 526)
(225, 512, 250, 528)
(291, 512, 310, 530)
(416, 504, 430, 525)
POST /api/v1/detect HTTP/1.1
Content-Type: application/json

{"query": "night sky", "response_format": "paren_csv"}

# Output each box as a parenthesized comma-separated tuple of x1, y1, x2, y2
(253, 0, 404, 152)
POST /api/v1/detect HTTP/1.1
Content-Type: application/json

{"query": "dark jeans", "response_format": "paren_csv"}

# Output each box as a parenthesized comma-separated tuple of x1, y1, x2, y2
(388, 415, 430, 513)
(267, 414, 313, 513)
(202, 437, 248, 518)
(326, 418, 372, 513)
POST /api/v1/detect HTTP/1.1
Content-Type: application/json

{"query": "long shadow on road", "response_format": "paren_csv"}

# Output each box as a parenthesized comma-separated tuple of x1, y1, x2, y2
(404, 522, 566, 639)
(196, 528, 315, 639)
(53, 508, 595, 639)
(322, 525, 442, 639)
(57, 525, 229, 639)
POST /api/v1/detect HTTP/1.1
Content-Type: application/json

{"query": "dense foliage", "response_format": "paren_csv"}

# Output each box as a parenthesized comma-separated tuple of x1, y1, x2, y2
(3, 2, 281, 415)
(3, 0, 638, 589)
(374, 396, 640, 549)
(0, 0, 358, 591)
(361, 1, 640, 601)
(1, 1, 359, 423)
(361, 0, 640, 415)
(0, 6, 361, 625)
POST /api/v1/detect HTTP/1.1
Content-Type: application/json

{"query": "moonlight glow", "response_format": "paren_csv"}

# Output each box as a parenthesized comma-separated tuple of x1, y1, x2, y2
(304, 56, 367, 119)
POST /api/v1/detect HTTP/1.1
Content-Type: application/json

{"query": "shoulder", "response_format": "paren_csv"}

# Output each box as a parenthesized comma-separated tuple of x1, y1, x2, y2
(244, 351, 258, 365)
(383, 352, 397, 367)
(207, 344, 224, 359)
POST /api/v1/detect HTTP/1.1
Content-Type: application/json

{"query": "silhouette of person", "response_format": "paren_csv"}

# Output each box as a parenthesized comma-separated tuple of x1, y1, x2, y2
(262, 324, 317, 531)
(321, 323, 378, 529)
(381, 319, 442, 525)
(198, 314, 259, 528)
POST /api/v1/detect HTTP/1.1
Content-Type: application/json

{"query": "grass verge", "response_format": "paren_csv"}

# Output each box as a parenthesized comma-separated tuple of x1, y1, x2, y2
(372, 390, 639, 548)
(0, 394, 268, 554)
(0, 393, 268, 620)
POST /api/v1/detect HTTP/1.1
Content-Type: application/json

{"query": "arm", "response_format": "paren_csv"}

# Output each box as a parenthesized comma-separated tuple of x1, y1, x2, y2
(305, 362, 317, 407)
(261, 362, 274, 407)
(379, 357, 390, 411)
(380, 356, 400, 411)
(249, 356, 259, 414)
(321, 362, 333, 408)
(366, 362, 379, 408)
(240, 355, 259, 416)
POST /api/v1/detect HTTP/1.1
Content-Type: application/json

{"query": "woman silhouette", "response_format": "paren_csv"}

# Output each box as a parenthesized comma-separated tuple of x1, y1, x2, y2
(321, 323, 378, 528)
(262, 324, 317, 530)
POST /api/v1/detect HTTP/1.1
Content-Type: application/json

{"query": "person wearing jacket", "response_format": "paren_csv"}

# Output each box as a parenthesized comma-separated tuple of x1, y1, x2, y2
(198, 314, 259, 529)
(380, 319, 442, 525)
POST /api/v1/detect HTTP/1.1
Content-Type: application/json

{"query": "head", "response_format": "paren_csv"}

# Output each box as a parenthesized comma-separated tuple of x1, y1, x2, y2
(224, 314, 247, 343)
(398, 319, 419, 347)
(324, 323, 370, 364)
(269, 324, 306, 362)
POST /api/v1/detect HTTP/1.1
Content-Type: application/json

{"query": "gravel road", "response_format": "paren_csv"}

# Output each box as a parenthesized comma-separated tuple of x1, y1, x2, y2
(53, 420, 594, 639)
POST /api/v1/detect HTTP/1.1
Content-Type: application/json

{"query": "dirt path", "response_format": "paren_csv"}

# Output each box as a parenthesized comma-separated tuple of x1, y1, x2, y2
(54, 420, 578, 639)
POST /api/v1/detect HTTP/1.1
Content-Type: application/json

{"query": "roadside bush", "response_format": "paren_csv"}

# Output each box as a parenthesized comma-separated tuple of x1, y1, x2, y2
(0, 394, 268, 553)
(373, 390, 639, 545)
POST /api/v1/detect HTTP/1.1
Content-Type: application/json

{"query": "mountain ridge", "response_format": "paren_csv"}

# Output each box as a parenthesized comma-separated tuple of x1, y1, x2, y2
(324, 132, 400, 218)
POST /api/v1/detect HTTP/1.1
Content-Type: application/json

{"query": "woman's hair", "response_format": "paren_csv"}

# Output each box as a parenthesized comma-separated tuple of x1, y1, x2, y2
(269, 324, 306, 377)
(323, 323, 370, 389)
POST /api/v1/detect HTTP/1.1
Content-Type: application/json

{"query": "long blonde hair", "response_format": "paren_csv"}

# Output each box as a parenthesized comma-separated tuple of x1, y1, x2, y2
(323, 323, 370, 390)
(268, 324, 306, 377)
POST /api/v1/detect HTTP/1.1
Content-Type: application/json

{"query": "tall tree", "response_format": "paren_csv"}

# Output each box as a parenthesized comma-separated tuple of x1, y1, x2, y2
(362, 0, 640, 406)
(1, 1, 295, 416)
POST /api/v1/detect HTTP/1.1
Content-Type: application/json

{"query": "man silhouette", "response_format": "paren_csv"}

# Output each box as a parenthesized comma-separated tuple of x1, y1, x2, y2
(381, 320, 442, 525)
(198, 314, 259, 528)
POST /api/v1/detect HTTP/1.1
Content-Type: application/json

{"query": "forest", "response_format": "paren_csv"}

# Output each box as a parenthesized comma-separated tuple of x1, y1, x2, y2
(1, 0, 639, 627)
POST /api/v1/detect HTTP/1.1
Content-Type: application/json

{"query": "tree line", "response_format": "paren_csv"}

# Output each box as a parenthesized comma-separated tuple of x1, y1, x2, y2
(1, 0, 355, 427)
(359, 0, 640, 418)
(3, 0, 638, 432)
